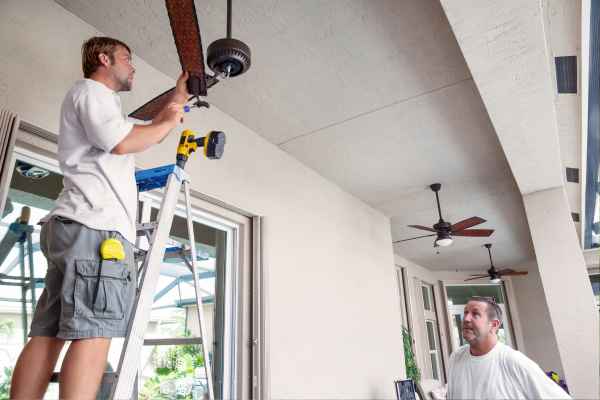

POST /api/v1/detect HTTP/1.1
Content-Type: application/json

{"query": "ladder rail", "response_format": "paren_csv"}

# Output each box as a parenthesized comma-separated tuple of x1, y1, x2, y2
(110, 169, 185, 400)
(183, 179, 215, 400)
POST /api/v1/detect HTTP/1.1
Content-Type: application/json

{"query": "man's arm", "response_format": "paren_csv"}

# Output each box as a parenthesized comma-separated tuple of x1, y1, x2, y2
(511, 352, 572, 399)
(112, 71, 189, 155)
(111, 103, 183, 154)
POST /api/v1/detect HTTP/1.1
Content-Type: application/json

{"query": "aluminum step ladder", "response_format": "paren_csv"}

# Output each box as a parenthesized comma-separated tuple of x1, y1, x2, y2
(109, 130, 225, 400)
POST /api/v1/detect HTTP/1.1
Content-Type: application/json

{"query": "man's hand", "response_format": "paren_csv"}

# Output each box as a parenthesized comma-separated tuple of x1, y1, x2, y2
(153, 102, 184, 130)
(173, 70, 190, 104)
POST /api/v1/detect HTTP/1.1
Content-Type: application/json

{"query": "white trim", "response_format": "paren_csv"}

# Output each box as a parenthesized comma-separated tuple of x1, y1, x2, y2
(12, 147, 59, 174)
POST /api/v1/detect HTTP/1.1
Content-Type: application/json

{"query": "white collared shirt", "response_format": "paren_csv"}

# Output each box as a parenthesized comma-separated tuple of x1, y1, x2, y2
(43, 79, 137, 244)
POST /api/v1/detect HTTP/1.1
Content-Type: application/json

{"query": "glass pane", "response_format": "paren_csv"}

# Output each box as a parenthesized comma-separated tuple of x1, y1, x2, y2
(146, 207, 227, 399)
(0, 159, 61, 396)
(430, 352, 439, 381)
(453, 314, 466, 346)
(139, 344, 209, 400)
(421, 285, 431, 311)
(590, 275, 600, 307)
(426, 321, 437, 351)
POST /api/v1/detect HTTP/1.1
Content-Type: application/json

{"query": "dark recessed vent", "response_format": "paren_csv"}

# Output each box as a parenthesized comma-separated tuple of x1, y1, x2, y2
(566, 167, 580, 183)
(572, 212, 580, 222)
(555, 56, 577, 93)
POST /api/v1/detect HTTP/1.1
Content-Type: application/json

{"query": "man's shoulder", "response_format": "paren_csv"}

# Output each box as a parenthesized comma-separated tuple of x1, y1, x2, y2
(449, 344, 470, 363)
(495, 343, 537, 370)
(63, 80, 90, 102)
(69, 79, 114, 98)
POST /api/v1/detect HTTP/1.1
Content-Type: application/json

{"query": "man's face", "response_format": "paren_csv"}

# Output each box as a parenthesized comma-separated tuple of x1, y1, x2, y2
(462, 300, 497, 345)
(107, 46, 135, 91)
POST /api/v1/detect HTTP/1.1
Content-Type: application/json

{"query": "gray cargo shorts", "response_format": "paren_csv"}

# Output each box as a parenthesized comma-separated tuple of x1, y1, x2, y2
(29, 216, 137, 339)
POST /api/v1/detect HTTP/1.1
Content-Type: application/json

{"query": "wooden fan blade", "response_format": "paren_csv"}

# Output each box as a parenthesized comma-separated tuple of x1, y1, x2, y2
(129, 87, 176, 121)
(494, 268, 514, 275)
(393, 234, 436, 243)
(451, 216, 486, 232)
(499, 270, 528, 277)
(407, 224, 437, 233)
(465, 275, 488, 281)
(453, 229, 494, 237)
(165, 0, 207, 96)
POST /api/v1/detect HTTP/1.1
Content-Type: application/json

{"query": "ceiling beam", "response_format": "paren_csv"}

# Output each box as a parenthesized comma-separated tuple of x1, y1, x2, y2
(440, 0, 564, 195)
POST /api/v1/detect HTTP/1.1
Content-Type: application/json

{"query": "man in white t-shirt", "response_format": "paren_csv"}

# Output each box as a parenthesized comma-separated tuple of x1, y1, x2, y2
(10, 36, 190, 400)
(447, 296, 571, 399)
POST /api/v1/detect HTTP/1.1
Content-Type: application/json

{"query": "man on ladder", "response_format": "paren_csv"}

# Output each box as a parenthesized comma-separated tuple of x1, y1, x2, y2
(10, 36, 189, 400)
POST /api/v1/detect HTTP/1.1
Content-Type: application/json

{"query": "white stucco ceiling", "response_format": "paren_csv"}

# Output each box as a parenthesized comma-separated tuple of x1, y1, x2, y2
(54, 0, 537, 271)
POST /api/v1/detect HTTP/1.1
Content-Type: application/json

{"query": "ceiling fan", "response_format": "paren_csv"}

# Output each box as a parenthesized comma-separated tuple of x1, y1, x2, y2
(129, 0, 251, 121)
(393, 183, 494, 248)
(465, 243, 528, 283)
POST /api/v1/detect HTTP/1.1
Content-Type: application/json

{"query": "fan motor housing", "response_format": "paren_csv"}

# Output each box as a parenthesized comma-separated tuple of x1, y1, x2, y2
(433, 221, 452, 232)
(207, 38, 251, 77)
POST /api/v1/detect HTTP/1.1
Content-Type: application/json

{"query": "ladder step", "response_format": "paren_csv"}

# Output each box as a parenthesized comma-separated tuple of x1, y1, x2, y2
(50, 371, 116, 383)
(136, 222, 158, 234)
(135, 164, 176, 192)
(144, 337, 203, 346)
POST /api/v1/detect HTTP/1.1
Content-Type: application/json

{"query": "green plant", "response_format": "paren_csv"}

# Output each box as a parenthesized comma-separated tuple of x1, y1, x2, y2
(0, 321, 14, 337)
(402, 326, 421, 385)
(140, 330, 205, 400)
(0, 366, 13, 400)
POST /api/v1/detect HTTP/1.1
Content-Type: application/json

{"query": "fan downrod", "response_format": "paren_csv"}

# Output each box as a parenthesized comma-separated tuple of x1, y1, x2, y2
(207, 0, 251, 78)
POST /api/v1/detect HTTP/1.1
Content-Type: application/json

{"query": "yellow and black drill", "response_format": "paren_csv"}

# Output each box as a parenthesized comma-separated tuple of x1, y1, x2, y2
(176, 129, 226, 169)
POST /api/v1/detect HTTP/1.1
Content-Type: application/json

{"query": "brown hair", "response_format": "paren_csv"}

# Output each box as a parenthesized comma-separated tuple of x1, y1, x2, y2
(81, 37, 131, 78)
(469, 296, 503, 324)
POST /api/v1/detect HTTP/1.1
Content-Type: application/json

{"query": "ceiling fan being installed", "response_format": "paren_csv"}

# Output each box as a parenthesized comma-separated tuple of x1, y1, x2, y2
(393, 183, 494, 248)
(129, 0, 251, 120)
(465, 243, 528, 283)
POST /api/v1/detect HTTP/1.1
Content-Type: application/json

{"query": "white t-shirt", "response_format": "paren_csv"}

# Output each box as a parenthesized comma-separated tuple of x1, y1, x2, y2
(43, 79, 137, 244)
(447, 342, 571, 400)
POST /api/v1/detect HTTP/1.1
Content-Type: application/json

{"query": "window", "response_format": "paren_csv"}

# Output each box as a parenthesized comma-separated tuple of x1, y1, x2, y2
(419, 281, 443, 382)
(421, 284, 432, 311)
(130, 195, 234, 400)
(591, 274, 600, 309)
(583, 0, 600, 249)
(0, 153, 63, 398)
(425, 320, 441, 381)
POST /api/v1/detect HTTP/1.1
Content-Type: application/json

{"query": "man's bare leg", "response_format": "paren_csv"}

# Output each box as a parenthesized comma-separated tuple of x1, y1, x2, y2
(58, 337, 111, 400)
(10, 336, 66, 399)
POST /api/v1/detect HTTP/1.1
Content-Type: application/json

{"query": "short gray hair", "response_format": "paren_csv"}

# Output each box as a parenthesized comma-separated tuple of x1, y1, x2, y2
(469, 296, 503, 323)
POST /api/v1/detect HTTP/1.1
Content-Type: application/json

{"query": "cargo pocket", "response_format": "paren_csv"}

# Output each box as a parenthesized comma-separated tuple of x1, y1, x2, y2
(74, 259, 130, 320)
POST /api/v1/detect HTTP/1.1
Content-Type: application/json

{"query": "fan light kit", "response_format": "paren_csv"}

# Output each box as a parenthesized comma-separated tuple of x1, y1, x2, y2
(393, 183, 495, 248)
(435, 233, 453, 247)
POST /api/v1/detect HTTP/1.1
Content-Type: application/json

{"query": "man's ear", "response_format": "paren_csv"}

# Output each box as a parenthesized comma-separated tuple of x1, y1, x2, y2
(98, 53, 111, 68)
(491, 318, 501, 333)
